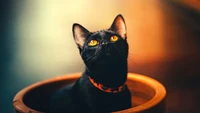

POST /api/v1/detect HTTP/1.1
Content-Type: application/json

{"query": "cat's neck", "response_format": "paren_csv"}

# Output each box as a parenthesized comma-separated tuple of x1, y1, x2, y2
(85, 62, 128, 88)
(88, 76, 126, 93)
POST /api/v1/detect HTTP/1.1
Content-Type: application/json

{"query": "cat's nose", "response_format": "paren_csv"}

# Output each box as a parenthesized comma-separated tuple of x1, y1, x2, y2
(101, 41, 108, 45)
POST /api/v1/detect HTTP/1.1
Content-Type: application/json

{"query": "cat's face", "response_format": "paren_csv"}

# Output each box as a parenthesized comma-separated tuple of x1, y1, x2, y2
(72, 14, 128, 74)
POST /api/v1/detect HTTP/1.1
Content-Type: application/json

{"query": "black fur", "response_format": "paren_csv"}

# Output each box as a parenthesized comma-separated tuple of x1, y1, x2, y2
(47, 14, 131, 113)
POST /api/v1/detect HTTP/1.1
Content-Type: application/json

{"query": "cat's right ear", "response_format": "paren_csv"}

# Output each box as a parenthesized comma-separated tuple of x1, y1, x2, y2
(72, 23, 89, 48)
(109, 14, 127, 39)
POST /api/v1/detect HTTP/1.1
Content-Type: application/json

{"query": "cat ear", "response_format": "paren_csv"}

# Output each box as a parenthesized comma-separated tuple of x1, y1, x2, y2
(72, 23, 89, 48)
(110, 14, 127, 39)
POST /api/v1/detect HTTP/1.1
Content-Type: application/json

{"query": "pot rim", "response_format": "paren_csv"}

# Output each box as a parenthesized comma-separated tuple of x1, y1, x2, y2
(13, 73, 166, 113)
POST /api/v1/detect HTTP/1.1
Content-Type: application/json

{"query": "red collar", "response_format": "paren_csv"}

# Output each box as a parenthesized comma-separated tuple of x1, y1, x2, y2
(88, 76, 125, 93)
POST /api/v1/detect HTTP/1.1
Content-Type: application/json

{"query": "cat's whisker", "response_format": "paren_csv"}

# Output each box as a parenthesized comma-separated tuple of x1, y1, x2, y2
(79, 63, 85, 70)
(85, 53, 97, 62)
(113, 45, 136, 57)
(87, 50, 102, 68)
(87, 50, 102, 67)
(85, 53, 98, 67)
(87, 57, 97, 68)
(117, 51, 136, 66)
(81, 51, 93, 57)
(127, 54, 138, 65)
(113, 45, 136, 66)
(95, 46, 101, 55)
(128, 58, 137, 66)
(82, 52, 95, 61)
(79, 51, 97, 69)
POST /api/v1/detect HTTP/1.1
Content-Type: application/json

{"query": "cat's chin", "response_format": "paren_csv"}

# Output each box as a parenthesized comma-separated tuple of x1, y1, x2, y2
(92, 62, 117, 67)
(104, 52, 111, 56)
(86, 64, 127, 87)
(98, 55, 122, 63)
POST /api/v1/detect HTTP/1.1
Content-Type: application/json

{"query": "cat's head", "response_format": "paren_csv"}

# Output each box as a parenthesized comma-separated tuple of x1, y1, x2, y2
(72, 14, 128, 86)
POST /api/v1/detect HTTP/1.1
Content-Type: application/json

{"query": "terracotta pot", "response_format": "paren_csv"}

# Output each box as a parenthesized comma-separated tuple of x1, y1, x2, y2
(13, 73, 166, 113)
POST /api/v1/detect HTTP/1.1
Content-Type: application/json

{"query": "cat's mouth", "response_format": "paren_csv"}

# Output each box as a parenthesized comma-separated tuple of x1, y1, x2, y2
(104, 52, 111, 56)
(97, 53, 120, 64)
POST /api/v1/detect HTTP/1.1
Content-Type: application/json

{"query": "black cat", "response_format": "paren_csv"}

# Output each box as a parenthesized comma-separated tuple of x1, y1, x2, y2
(47, 14, 131, 113)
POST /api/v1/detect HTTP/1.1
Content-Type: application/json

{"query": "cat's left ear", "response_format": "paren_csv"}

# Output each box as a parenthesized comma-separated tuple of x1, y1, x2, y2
(109, 14, 127, 39)
(72, 23, 90, 48)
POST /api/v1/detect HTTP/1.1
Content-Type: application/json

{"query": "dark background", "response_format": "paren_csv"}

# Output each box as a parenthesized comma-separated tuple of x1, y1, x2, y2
(1, 0, 200, 113)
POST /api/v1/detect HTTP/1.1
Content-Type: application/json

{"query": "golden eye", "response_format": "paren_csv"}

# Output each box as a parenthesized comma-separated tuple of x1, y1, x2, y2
(88, 40, 98, 46)
(110, 36, 119, 42)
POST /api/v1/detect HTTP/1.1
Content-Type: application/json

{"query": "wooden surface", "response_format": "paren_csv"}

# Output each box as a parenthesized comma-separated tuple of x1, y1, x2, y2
(13, 73, 166, 113)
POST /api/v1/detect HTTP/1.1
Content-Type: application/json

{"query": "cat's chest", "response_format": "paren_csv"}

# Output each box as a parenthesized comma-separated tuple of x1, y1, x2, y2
(79, 80, 131, 112)
(84, 90, 131, 113)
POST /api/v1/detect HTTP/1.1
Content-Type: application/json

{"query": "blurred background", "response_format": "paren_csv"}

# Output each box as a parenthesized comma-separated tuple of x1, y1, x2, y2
(1, 0, 200, 113)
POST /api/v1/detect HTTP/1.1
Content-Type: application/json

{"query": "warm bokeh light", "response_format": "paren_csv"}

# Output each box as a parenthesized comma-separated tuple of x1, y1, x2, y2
(14, 0, 166, 80)
(14, 0, 200, 79)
